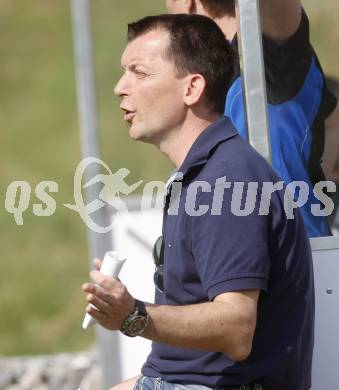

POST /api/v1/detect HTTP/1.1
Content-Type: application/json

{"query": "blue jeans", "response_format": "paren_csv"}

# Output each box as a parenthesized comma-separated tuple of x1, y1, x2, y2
(133, 376, 263, 390)
(134, 377, 213, 390)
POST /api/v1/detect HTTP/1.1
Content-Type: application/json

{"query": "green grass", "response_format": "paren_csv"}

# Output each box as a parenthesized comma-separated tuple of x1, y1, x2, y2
(0, 0, 338, 356)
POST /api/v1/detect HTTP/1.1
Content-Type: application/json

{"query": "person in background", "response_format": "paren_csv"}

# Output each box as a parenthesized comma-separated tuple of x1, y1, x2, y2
(166, 0, 339, 237)
(82, 13, 315, 390)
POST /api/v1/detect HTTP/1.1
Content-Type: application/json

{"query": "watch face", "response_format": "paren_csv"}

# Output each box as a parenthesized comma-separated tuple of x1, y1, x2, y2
(127, 315, 148, 336)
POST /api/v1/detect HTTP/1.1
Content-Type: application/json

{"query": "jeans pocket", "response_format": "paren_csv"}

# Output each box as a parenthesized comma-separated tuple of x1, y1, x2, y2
(134, 376, 163, 390)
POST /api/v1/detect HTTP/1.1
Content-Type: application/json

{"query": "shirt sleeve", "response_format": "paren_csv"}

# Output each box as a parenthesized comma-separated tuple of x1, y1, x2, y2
(189, 186, 271, 301)
(262, 9, 313, 104)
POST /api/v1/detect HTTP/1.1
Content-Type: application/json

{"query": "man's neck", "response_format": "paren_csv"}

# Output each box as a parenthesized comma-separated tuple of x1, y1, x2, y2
(158, 112, 221, 169)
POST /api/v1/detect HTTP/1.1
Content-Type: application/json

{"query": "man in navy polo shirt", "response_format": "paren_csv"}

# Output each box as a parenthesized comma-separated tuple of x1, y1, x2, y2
(166, 0, 339, 238)
(82, 14, 315, 390)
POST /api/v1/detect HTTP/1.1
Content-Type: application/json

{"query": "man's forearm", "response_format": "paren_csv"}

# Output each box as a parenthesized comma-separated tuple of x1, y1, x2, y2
(83, 271, 258, 362)
(141, 299, 255, 362)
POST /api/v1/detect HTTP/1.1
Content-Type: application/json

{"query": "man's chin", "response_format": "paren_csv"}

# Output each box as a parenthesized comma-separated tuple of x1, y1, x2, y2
(128, 126, 147, 142)
(127, 123, 158, 145)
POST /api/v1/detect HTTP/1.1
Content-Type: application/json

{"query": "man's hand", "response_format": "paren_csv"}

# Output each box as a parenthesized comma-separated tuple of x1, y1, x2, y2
(82, 259, 135, 331)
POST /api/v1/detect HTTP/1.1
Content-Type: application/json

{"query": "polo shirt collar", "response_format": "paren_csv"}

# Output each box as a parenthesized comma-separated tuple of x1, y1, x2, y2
(178, 116, 238, 178)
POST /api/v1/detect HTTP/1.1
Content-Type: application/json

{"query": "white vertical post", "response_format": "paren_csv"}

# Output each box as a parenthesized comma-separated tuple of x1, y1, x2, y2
(70, 1, 121, 388)
(235, 0, 271, 163)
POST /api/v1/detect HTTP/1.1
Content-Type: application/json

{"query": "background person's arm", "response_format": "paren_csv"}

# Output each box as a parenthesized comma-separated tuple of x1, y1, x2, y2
(235, 0, 308, 105)
(259, 0, 302, 43)
(323, 103, 339, 183)
(258, 1, 339, 184)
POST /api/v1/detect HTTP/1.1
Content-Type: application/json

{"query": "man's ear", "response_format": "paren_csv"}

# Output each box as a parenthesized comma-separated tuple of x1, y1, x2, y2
(183, 74, 206, 107)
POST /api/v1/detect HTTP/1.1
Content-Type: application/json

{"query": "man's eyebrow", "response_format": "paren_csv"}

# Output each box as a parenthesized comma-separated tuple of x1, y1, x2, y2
(121, 63, 151, 71)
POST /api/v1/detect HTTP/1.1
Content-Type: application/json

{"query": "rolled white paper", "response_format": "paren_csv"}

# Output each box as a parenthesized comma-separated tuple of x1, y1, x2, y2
(82, 251, 126, 330)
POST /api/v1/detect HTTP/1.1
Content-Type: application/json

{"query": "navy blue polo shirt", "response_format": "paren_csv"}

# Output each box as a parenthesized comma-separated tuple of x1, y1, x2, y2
(142, 117, 315, 390)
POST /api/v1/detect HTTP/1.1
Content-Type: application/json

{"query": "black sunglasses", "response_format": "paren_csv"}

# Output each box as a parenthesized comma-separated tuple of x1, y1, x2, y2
(152, 235, 164, 293)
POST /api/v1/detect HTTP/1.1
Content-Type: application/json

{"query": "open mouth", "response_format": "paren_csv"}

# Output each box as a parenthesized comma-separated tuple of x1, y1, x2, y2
(124, 111, 136, 122)
(121, 107, 136, 123)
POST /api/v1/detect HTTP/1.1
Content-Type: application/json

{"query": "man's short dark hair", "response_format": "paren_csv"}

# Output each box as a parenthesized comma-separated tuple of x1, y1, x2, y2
(127, 14, 236, 114)
(200, 0, 235, 17)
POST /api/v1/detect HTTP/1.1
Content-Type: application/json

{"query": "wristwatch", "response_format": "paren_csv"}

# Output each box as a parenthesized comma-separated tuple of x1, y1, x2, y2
(120, 299, 149, 337)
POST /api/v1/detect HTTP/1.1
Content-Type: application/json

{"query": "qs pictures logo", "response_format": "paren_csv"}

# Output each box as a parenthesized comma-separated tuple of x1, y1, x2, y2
(4, 158, 335, 232)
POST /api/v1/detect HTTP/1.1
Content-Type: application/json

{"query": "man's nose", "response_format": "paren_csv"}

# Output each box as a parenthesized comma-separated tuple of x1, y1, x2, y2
(114, 74, 129, 97)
